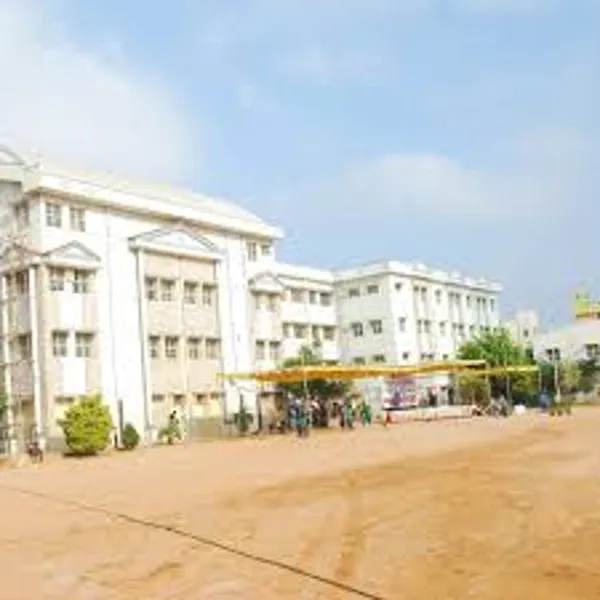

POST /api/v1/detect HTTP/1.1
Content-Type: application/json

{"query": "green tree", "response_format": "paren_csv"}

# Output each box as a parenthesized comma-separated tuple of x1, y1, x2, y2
(58, 393, 113, 456)
(276, 345, 351, 427)
(560, 361, 581, 394)
(457, 328, 536, 404)
(578, 358, 600, 393)
(457, 373, 488, 406)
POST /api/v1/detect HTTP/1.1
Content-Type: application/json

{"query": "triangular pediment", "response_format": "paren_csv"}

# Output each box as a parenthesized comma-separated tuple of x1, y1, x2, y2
(44, 241, 101, 265)
(130, 227, 222, 259)
(249, 271, 286, 293)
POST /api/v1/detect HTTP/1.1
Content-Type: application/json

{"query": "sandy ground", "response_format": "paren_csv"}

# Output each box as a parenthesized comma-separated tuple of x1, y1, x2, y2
(1, 411, 600, 599)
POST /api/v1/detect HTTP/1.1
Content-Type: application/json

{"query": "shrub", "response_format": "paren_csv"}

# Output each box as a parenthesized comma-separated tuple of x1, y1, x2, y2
(158, 420, 182, 445)
(121, 422, 140, 450)
(233, 406, 254, 435)
(58, 394, 113, 456)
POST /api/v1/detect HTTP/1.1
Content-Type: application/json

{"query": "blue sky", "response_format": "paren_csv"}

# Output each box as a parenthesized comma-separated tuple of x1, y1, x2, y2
(1, 1, 598, 326)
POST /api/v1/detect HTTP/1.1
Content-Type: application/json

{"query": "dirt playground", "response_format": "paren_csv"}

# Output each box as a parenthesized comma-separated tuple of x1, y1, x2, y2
(1, 410, 600, 599)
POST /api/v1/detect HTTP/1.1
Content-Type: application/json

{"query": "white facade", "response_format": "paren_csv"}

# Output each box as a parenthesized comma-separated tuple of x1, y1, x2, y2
(0, 148, 282, 445)
(505, 310, 540, 346)
(533, 320, 600, 363)
(334, 261, 501, 365)
(0, 147, 503, 447)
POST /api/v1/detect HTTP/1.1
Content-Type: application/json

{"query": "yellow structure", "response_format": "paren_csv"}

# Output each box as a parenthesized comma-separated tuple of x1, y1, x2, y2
(219, 360, 538, 384)
(574, 291, 600, 320)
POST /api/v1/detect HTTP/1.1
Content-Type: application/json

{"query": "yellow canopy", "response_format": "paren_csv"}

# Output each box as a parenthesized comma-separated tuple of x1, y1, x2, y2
(458, 364, 539, 377)
(218, 359, 489, 384)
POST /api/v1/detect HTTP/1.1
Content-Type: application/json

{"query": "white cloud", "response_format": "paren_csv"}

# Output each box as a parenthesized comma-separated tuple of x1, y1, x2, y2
(316, 127, 595, 219)
(0, 0, 195, 182)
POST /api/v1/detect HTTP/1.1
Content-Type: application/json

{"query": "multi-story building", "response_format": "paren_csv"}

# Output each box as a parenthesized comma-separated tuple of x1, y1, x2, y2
(0, 147, 502, 449)
(334, 261, 501, 365)
(0, 147, 282, 448)
(504, 310, 540, 347)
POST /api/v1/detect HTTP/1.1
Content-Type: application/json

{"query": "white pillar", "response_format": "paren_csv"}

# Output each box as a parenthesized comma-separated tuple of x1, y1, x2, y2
(28, 265, 43, 447)
(1, 273, 15, 455)
(135, 248, 153, 443)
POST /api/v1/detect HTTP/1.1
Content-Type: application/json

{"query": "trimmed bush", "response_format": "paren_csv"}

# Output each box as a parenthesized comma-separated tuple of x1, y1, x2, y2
(233, 406, 254, 435)
(158, 421, 182, 445)
(58, 394, 113, 456)
(121, 423, 140, 450)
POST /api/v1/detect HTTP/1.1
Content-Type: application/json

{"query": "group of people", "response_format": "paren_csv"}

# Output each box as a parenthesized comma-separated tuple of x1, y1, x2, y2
(336, 399, 373, 429)
(286, 396, 375, 437)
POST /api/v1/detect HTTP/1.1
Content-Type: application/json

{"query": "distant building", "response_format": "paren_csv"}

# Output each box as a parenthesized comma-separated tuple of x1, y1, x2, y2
(333, 261, 501, 366)
(574, 291, 600, 320)
(505, 310, 540, 346)
(533, 320, 600, 363)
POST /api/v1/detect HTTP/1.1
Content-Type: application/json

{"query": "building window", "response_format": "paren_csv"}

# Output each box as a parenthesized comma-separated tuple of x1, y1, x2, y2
(183, 281, 198, 304)
(290, 288, 304, 303)
(260, 243, 272, 256)
(320, 293, 332, 306)
(423, 320, 431, 334)
(247, 242, 257, 261)
(15, 271, 28, 295)
(311, 325, 321, 342)
(205, 338, 221, 359)
(323, 326, 335, 341)
(49, 268, 65, 291)
(160, 279, 175, 301)
(17, 334, 31, 360)
(585, 344, 599, 360)
(439, 321, 447, 335)
(267, 294, 278, 312)
(546, 348, 560, 361)
(348, 288, 360, 298)
(370, 320, 383, 334)
(202, 284, 215, 307)
(14, 201, 29, 227)
(293, 324, 307, 339)
(372, 354, 385, 363)
(353, 357, 365, 365)
(165, 336, 179, 359)
(69, 207, 86, 231)
(351, 322, 364, 337)
(255, 340, 266, 360)
(466, 295, 471, 308)
(435, 289, 442, 304)
(173, 394, 185, 407)
(52, 331, 68, 357)
(45, 202, 62, 227)
(152, 394, 165, 404)
(283, 323, 292, 338)
(309, 290, 317, 304)
(73, 270, 90, 293)
(187, 337, 201, 360)
(490, 298, 496, 311)
(195, 394, 208, 404)
(254, 293, 264, 311)
(442, 354, 449, 360)
(395, 282, 402, 291)
(75, 332, 94, 358)
(269, 341, 280, 360)
(398, 317, 406, 332)
(402, 352, 410, 361)
(145, 277, 158, 301)
(149, 336, 160, 358)
(367, 284, 379, 295)
(420, 288, 427, 302)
